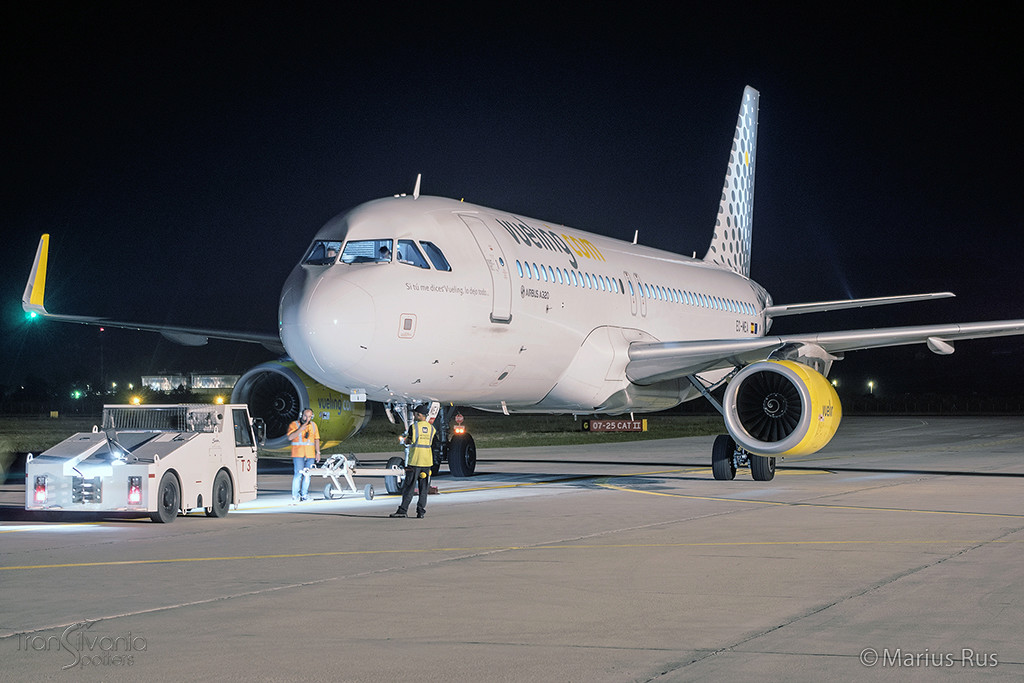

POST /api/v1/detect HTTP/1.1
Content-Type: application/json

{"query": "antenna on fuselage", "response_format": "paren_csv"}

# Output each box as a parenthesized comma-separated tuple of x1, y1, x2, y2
(413, 173, 421, 200)
(632, 230, 638, 245)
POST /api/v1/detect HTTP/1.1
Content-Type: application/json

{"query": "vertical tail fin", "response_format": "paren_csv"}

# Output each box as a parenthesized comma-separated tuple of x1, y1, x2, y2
(703, 86, 759, 277)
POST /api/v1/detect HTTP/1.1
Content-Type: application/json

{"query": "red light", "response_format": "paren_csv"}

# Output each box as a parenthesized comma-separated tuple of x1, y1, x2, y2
(33, 476, 47, 503)
(453, 425, 466, 435)
(128, 476, 142, 505)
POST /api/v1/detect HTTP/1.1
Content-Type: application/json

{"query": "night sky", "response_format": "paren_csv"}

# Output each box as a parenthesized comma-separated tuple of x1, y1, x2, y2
(3, 4, 1022, 400)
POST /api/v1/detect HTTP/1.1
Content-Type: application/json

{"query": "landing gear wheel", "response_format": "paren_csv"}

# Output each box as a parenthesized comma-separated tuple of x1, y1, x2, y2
(751, 454, 776, 481)
(364, 484, 374, 500)
(151, 471, 180, 523)
(205, 470, 232, 517)
(711, 434, 737, 481)
(384, 456, 406, 494)
(448, 433, 477, 477)
(323, 482, 336, 499)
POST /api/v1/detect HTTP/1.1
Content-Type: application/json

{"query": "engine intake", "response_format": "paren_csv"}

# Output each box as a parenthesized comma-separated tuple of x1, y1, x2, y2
(723, 360, 841, 456)
(231, 360, 371, 450)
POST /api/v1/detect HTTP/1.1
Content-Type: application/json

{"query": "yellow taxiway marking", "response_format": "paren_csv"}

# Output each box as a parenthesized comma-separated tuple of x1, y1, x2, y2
(597, 482, 1024, 518)
(3, 537, 1023, 572)
(0, 523, 102, 533)
(687, 468, 832, 476)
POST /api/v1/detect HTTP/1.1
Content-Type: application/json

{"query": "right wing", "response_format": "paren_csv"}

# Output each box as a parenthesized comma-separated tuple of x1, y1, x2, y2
(626, 320, 1024, 385)
(23, 234, 285, 354)
(764, 292, 955, 318)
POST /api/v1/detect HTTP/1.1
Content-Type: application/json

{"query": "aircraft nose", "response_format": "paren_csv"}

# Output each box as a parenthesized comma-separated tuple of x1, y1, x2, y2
(280, 273, 375, 379)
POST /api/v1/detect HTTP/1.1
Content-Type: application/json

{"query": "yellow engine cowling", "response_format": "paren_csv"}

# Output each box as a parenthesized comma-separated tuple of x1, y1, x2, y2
(231, 360, 371, 450)
(723, 360, 841, 457)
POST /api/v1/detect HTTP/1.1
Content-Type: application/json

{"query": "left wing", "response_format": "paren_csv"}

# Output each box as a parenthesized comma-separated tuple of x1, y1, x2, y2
(626, 320, 1024, 385)
(23, 234, 285, 354)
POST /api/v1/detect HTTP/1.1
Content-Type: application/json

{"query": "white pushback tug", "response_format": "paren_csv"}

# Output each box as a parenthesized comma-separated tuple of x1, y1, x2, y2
(26, 403, 263, 522)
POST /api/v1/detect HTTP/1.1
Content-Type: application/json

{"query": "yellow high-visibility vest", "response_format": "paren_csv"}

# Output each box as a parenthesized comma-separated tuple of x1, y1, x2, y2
(408, 420, 436, 468)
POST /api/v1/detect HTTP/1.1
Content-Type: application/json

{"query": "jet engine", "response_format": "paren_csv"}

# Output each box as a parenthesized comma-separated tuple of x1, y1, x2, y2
(723, 360, 841, 457)
(231, 360, 372, 450)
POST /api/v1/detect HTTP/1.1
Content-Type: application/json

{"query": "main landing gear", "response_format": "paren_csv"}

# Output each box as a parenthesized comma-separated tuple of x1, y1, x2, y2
(710, 434, 776, 481)
(431, 408, 476, 477)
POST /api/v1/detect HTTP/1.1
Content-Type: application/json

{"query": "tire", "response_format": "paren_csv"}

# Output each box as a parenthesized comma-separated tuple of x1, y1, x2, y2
(711, 434, 737, 481)
(323, 482, 335, 499)
(448, 433, 477, 477)
(364, 484, 374, 500)
(384, 456, 406, 494)
(151, 471, 180, 523)
(205, 470, 232, 518)
(751, 454, 777, 481)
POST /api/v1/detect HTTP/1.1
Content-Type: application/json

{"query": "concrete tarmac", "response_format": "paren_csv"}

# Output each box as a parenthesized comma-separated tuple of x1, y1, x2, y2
(2, 416, 1023, 681)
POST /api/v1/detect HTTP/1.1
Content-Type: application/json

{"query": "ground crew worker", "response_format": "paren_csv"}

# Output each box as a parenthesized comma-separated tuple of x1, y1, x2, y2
(287, 408, 320, 502)
(391, 408, 436, 518)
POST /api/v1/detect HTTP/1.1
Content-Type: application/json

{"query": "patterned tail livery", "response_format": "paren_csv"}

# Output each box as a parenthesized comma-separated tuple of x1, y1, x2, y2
(704, 86, 758, 277)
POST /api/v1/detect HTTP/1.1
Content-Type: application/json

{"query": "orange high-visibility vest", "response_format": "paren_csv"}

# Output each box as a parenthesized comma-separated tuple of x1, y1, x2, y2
(288, 420, 319, 458)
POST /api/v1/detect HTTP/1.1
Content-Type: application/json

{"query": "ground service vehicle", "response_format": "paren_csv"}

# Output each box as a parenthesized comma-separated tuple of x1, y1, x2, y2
(26, 404, 262, 522)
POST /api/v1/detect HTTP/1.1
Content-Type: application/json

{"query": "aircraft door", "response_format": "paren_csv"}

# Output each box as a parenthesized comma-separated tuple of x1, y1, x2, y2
(459, 214, 513, 323)
(629, 272, 647, 317)
(623, 270, 637, 316)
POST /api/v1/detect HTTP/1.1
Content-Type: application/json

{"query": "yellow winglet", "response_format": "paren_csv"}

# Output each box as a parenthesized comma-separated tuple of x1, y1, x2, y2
(23, 234, 50, 314)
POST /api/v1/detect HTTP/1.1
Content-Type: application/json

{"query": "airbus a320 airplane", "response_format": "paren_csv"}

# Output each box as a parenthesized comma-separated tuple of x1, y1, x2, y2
(24, 86, 1024, 481)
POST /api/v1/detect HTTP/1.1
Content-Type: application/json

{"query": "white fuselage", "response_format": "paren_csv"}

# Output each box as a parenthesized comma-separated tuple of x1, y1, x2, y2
(279, 196, 769, 414)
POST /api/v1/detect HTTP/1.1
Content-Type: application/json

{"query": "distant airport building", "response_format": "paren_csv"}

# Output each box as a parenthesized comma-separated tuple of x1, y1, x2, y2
(142, 373, 240, 395)
(142, 375, 189, 392)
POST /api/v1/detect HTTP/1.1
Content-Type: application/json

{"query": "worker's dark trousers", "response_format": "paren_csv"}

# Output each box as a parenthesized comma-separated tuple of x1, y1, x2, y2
(397, 467, 430, 515)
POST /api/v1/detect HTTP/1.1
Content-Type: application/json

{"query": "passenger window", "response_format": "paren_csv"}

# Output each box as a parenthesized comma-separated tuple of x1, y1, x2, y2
(341, 239, 394, 264)
(420, 241, 452, 271)
(396, 240, 430, 268)
(303, 240, 343, 266)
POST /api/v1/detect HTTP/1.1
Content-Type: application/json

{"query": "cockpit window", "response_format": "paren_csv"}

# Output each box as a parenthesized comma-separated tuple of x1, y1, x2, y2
(340, 239, 394, 264)
(420, 241, 452, 271)
(396, 240, 430, 269)
(303, 240, 343, 266)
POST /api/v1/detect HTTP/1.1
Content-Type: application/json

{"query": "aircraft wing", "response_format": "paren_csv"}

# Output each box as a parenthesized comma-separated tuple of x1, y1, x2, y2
(22, 234, 285, 354)
(764, 292, 955, 318)
(626, 320, 1024, 385)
